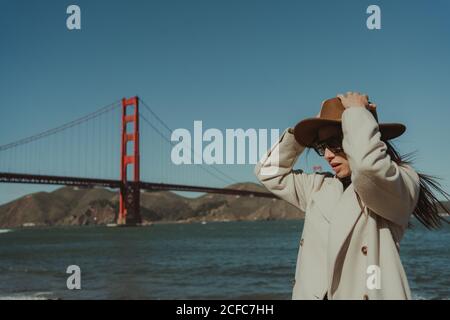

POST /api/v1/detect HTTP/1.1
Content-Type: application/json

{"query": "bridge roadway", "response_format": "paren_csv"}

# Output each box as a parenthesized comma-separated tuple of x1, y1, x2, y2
(0, 172, 277, 199)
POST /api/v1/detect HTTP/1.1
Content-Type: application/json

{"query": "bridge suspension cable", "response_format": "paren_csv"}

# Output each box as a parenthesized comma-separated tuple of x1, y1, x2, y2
(138, 97, 239, 185)
(0, 100, 121, 152)
(0, 96, 241, 187)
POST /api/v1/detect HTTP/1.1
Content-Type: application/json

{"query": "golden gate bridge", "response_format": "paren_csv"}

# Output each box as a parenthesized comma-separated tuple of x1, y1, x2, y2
(0, 96, 276, 225)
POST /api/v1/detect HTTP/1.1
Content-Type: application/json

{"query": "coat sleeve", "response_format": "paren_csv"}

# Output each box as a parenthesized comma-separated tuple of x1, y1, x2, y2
(341, 107, 420, 227)
(254, 128, 325, 212)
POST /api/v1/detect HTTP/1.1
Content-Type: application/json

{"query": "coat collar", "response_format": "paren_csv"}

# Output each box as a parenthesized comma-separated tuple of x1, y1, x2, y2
(327, 182, 364, 295)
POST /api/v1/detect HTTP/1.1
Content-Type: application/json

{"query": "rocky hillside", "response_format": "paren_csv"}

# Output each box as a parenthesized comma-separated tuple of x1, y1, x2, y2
(0, 183, 304, 227)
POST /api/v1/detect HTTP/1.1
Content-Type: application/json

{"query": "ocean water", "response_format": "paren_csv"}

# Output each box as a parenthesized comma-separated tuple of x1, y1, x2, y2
(0, 220, 448, 300)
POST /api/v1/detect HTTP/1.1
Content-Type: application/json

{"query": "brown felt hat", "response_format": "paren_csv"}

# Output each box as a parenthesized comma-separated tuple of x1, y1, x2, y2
(293, 97, 406, 147)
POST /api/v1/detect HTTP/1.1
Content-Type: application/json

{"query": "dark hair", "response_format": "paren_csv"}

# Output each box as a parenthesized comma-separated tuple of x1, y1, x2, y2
(383, 140, 450, 229)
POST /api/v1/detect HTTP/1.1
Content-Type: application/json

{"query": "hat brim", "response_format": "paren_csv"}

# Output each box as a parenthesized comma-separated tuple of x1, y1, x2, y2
(294, 118, 406, 147)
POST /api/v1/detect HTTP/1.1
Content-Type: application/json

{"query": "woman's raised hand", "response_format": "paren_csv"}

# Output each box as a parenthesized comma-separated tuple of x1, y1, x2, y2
(337, 92, 369, 109)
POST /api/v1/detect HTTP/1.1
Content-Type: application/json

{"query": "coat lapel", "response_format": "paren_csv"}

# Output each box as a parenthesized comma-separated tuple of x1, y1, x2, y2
(327, 183, 363, 294)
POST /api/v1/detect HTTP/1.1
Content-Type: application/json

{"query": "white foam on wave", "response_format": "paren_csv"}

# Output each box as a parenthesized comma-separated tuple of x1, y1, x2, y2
(0, 292, 54, 300)
(0, 229, 13, 234)
(0, 295, 47, 300)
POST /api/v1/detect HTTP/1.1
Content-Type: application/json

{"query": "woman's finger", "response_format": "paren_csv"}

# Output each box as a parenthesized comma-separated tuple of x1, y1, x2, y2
(367, 103, 377, 112)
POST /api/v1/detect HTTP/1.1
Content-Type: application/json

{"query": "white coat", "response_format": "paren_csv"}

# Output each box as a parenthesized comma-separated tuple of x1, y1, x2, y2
(255, 107, 420, 300)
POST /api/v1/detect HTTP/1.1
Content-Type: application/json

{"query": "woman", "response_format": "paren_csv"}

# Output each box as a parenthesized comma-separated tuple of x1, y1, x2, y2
(255, 92, 449, 300)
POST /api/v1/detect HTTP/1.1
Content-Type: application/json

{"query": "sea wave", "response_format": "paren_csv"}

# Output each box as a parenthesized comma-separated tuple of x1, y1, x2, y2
(0, 229, 13, 234)
(0, 296, 47, 300)
(0, 292, 53, 300)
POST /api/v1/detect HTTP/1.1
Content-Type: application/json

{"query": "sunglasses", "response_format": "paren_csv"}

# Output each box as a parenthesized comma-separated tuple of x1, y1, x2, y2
(312, 136, 344, 156)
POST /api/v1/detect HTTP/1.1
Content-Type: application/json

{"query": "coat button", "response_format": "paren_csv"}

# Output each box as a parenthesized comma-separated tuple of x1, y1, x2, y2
(363, 294, 369, 300)
(361, 246, 368, 255)
(300, 239, 304, 246)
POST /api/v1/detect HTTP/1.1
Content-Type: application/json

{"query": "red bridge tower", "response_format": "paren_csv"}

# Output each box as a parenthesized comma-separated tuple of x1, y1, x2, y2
(118, 96, 141, 225)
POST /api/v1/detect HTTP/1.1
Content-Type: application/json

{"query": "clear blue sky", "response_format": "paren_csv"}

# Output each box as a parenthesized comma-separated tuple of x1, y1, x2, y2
(0, 0, 449, 204)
